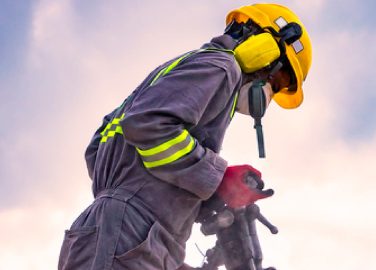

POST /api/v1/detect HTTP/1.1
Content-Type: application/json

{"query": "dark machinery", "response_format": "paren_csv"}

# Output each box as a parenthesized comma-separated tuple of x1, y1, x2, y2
(195, 177, 278, 270)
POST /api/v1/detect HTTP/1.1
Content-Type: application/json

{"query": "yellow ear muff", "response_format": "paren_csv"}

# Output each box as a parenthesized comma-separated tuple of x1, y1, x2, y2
(234, 32, 280, 73)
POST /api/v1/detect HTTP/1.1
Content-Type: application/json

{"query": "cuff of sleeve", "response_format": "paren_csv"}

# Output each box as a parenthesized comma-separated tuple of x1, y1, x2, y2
(147, 146, 228, 200)
(178, 147, 227, 200)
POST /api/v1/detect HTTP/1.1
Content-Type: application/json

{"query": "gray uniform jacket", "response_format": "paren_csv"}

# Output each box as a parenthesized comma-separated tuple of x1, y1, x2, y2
(58, 35, 243, 270)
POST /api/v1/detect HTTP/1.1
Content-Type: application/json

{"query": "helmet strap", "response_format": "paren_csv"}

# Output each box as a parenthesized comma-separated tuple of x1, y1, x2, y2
(263, 22, 303, 59)
(267, 61, 284, 93)
(224, 19, 262, 44)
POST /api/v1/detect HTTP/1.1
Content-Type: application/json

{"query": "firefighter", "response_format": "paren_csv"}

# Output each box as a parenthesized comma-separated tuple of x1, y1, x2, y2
(58, 3, 312, 270)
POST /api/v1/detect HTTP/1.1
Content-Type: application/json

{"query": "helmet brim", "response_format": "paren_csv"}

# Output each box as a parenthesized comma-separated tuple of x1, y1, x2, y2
(272, 45, 304, 109)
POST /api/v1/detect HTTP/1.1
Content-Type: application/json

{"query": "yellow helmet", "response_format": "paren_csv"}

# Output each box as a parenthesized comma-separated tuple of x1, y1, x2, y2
(226, 4, 312, 109)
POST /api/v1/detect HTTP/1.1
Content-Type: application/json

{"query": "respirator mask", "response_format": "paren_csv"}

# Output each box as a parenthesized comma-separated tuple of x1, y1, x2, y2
(226, 19, 302, 158)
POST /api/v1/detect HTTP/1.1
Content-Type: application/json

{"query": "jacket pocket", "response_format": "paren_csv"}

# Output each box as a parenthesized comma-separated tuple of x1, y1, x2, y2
(58, 225, 99, 270)
(113, 221, 185, 270)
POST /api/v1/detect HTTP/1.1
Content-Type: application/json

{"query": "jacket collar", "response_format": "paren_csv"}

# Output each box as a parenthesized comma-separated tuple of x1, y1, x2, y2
(204, 34, 238, 51)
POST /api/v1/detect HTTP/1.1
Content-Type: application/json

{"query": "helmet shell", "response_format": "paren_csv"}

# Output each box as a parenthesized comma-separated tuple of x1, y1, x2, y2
(227, 4, 312, 109)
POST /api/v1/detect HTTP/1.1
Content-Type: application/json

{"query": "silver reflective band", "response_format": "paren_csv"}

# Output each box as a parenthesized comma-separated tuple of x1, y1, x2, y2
(274, 16, 303, 54)
(292, 40, 304, 53)
(139, 134, 194, 163)
(275, 17, 288, 28)
(136, 130, 196, 168)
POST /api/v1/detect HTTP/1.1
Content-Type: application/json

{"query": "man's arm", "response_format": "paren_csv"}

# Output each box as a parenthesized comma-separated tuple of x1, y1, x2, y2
(121, 56, 240, 199)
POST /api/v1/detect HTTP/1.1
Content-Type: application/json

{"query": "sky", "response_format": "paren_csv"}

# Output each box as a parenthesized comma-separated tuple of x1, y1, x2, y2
(1, 0, 375, 269)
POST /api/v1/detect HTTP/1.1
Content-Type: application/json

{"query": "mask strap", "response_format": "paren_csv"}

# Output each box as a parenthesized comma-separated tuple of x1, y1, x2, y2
(224, 19, 262, 44)
(263, 22, 303, 59)
(267, 61, 283, 93)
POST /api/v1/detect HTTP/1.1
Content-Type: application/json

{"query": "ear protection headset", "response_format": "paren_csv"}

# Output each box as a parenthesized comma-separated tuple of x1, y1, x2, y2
(234, 32, 281, 73)
(225, 19, 302, 74)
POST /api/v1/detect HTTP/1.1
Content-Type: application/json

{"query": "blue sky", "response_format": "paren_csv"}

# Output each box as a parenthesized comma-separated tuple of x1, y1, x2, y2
(1, 1, 376, 269)
(0, 1, 31, 78)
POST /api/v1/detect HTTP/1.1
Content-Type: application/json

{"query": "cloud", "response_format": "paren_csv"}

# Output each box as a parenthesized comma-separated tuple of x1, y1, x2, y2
(312, 29, 376, 141)
(0, 1, 32, 79)
(0, 203, 90, 270)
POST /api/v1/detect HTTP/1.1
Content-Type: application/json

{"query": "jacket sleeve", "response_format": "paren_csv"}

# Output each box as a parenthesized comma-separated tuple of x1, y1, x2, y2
(121, 58, 238, 199)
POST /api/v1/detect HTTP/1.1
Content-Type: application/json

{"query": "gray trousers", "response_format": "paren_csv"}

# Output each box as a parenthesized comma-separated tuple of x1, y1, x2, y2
(58, 188, 185, 270)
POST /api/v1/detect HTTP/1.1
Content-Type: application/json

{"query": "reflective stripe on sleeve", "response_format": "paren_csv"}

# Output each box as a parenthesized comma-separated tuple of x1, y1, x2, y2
(136, 130, 196, 168)
(100, 113, 125, 143)
(230, 91, 239, 119)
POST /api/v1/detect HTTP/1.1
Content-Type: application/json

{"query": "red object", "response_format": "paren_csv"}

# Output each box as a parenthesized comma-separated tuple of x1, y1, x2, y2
(217, 165, 273, 208)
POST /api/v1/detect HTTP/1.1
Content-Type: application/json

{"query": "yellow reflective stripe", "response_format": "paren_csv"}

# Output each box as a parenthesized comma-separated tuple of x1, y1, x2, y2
(150, 53, 192, 86)
(162, 54, 189, 76)
(142, 137, 195, 168)
(204, 48, 235, 55)
(150, 68, 166, 86)
(136, 129, 197, 168)
(136, 130, 189, 156)
(230, 91, 239, 119)
(100, 113, 125, 143)
(107, 126, 123, 137)
(149, 48, 235, 87)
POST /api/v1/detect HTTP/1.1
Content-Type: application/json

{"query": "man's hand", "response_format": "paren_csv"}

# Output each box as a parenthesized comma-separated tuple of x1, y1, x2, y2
(216, 165, 274, 208)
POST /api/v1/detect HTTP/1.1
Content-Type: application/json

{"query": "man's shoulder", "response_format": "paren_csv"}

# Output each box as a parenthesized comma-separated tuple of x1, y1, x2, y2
(189, 49, 241, 77)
